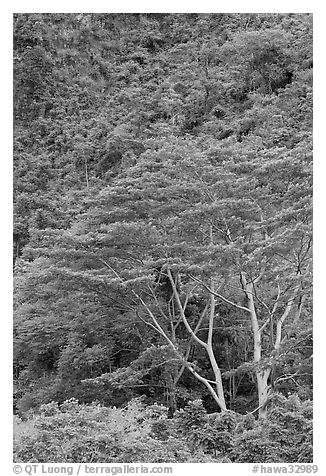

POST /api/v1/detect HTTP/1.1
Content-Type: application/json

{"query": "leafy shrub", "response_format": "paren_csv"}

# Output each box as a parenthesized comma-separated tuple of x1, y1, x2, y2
(14, 395, 313, 463)
(174, 400, 239, 459)
(13, 398, 220, 463)
(230, 394, 313, 463)
(170, 396, 312, 463)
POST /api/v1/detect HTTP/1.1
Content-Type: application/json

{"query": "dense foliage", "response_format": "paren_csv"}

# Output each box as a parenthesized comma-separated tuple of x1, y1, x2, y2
(14, 398, 217, 463)
(14, 395, 312, 463)
(13, 13, 312, 462)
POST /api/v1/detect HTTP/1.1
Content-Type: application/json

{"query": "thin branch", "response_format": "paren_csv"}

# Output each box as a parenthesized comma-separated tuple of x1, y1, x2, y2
(175, 305, 208, 384)
(224, 281, 270, 315)
(182, 293, 190, 313)
(97, 257, 122, 280)
(135, 310, 168, 340)
(175, 345, 192, 383)
(274, 252, 297, 266)
(190, 274, 250, 313)
(167, 270, 208, 349)
(133, 293, 175, 348)
(271, 280, 281, 318)
(274, 286, 300, 350)
(207, 290, 214, 346)
(293, 292, 306, 324)
(258, 317, 271, 334)
(252, 285, 271, 314)
(146, 284, 169, 321)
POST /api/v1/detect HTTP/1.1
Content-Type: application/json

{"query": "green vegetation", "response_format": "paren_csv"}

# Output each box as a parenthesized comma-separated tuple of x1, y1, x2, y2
(14, 396, 312, 463)
(13, 13, 312, 463)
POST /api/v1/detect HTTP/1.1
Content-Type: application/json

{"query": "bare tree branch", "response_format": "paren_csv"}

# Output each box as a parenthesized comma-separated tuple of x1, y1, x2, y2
(190, 274, 250, 312)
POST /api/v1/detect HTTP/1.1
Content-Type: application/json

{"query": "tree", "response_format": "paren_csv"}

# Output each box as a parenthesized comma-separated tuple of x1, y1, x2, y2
(32, 131, 311, 416)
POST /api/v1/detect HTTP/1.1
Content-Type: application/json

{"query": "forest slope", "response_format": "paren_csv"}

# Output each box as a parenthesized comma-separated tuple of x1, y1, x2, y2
(13, 13, 312, 463)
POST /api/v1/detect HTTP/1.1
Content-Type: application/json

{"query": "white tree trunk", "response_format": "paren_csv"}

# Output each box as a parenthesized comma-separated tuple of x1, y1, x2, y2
(256, 368, 271, 418)
(167, 267, 227, 412)
(241, 273, 271, 417)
